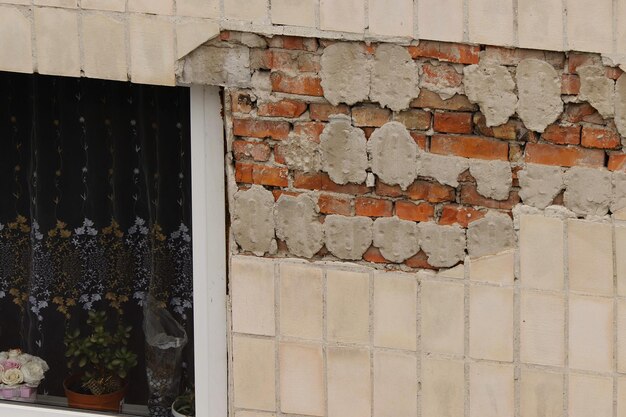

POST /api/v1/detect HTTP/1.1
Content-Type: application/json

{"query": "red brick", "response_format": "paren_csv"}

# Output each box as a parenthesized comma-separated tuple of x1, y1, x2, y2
(233, 119, 290, 140)
(309, 103, 350, 121)
(233, 140, 272, 162)
(235, 162, 253, 183)
(293, 171, 323, 189)
(431, 135, 509, 161)
(567, 52, 601, 73)
(460, 184, 520, 210)
(318, 194, 352, 215)
(606, 67, 623, 80)
(581, 126, 621, 149)
(541, 124, 581, 145)
(395, 109, 432, 131)
(231, 91, 255, 113)
(219, 31, 230, 41)
(270, 72, 324, 96)
(561, 74, 581, 95)
(524, 143, 605, 167)
(355, 197, 393, 217)
(293, 121, 325, 143)
(608, 154, 626, 171)
(375, 181, 404, 198)
(408, 41, 480, 64)
(406, 180, 456, 203)
(439, 204, 486, 227)
(321, 175, 370, 195)
(562, 103, 597, 124)
(361, 127, 376, 139)
(480, 46, 565, 68)
(404, 250, 437, 269)
(433, 112, 473, 134)
(352, 106, 391, 127)
(473, 113, 518, 140)
(410, 132, 428, 150)
(250, 49, 273, 70)
(272, 190, 300, 201)
(297, 53, 321, 72)
(266, 50, 298, 72)
(363, 246, 387, 263)
(257, 99, 308, 118)
(273, 144, 287, 164)
(395, 201, 435, 221)
(268, 35, 316, 51)
(411, 89, 478, 111)
(421, 63, 463, 89)
(252, 164, 289, 187)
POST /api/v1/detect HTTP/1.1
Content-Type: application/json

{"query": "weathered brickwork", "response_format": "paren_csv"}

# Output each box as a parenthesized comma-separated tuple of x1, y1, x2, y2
(216, 32, 626, 271)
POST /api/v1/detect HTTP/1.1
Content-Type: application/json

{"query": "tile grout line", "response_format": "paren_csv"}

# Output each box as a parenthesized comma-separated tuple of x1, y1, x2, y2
(513, 246, 521, 417)
(613, 219, 618, 417)
(274, 261, 282, 416)
(416, 273, 422, 417)
(369, 269, 375, 417)
(322, 267, 329, 417)
(563, 218, 570, 417)
(463, 256, 470, 417)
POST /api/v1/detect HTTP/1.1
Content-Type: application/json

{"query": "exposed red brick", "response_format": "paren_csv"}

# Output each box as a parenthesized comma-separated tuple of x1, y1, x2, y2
(231, 91, 255, 113)
(273, 144, 287, 164)
(431, 135, 509, 161)
(561, 74, 581, 95)
(318, 194, 353, 215)
(233, 119, 290, 140)
(375, 181, 404, 198)
(395, 109, 432, 130)
(266, 50, 298, 72)
(404, 250, 437, 270)
(480, 46, 565, 68)
(363, 246, 387, 263)
(608, 154, 626, 171)
(567, 52, 602, 73)
(411, 89, 477, 111)
(352, 106, 391, 127)
(270, 72, 324, 96)
(509, 143, 524, 163)
(293, 121, 326, 143)
(541, 124, 581, 145)
(395, 201, 435, 222)
(524, 143, 605, 167)
(250, 49, 273, 70)
(257, 99, 307, 118)
(421, 63, 463, 89)
(439, 204, 486, 227)
(406, 180, 456, 203)
(233, 140, 272, 162)
(433, 112, 473, 134)
(309, 103, 350, 121)
(272, 190, 300, 201)
(297, 53, 321, 72)
(361, 127, 376, 139)
(293, 171, 324, 190)
(235, 162, 253, 183)
(606, 66, 623, 80)
(460, 184, 520, 210)
(472, 113, 519, 141)
(321, 175, 370, 195)
(562, 103, 597, 124)
(410, 132, 428, 150)
(252, 165, 289, 187)
(355, 197, 393, 217)
(219, 31, 230, 41)
(581, 126, 621, 149)
(268, 35, 317, 51)
(408, 41, 480, 64)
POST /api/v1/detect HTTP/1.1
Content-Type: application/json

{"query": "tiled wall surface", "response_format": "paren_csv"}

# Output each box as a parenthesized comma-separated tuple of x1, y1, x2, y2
(0, 0, 626, 86)
(229, 211, 626, 417)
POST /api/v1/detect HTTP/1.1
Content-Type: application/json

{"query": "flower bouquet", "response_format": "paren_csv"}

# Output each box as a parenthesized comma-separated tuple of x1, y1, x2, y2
(0, 349, 49, 403)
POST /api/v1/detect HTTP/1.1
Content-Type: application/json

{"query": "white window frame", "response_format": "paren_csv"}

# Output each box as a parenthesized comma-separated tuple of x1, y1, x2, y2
(0, 85, 228, 417)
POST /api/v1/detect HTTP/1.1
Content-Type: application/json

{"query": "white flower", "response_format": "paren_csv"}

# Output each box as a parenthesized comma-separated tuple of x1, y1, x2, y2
(2, 368, 24, 386)
(21, 362, 44, 385)
(8, 349, 21, 359)
(16, 353, 33, 365)
(0, 352, 8, 362)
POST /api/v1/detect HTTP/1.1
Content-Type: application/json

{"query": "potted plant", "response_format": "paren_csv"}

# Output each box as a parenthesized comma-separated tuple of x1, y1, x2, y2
(0, 349, 49, 403)
(172, 389, 195, 417)
(63, 310, 138, 412)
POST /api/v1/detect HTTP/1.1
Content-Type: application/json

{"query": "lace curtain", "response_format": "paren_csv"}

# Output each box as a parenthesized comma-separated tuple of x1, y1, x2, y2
(0, 72, 193, 403)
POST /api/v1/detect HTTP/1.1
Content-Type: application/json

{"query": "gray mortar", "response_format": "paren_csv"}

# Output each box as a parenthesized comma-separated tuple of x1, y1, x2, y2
(469, 160, 513, 201)
(232, 185, 277, 255)
(370, 44, 421, 111)
(281, 134, 321, 173)
(463, 63, 518, 127)
(419, 62, 464, 100)
(417, 153, 469, 187)
(372, 217, 420, 263)
(577, 64, 615, 119)
(417, 222, 466, 267)
(612, 171, 626, 213)
(367, 121, 419, 190)
(515, 59, 563, 133)
(319, 115, 368, 184)
(518, 164, 565, 209)
(564, 166, 612, 216)
(324, 215, 373, 260)
(320, 42, 371, 106)
(275, 193, 324, 258)
(180, 45, 251, 87)
(615, 75, 626, 143)
(467, 211, 515, 258)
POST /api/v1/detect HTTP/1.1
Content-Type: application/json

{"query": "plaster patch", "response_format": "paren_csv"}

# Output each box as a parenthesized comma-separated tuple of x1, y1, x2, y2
(368, 121, 419, 190)
(275, 194, 324, 258)
(320, 115, 368, 184)
(564, 166, 612, 216)
(418, 222, 466, 267)
(612, 171, 626, 213)
(180, 45, 251, 87)
(516, 59, 563, 132)
(232, 185, 277, 255)
(463, 63, 517, 127)
(614, 75, 626, 142)
(577, 64, 615, 119)
(416, 153, 469, 187)
(370, 44, 421, 111)
(372, 217, 420, 263)
(281, 134, 321, 173)
(469, 160, 513, 200)
(320, 43, 371, 106)
(518, 164, 565, 209)
(324, 215, 373, 260)
(467, 211, 515, 258)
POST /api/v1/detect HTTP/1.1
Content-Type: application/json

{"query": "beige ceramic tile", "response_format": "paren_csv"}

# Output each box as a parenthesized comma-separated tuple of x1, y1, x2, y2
(232, 335, 276, 411)
(568, 219, 613, 296)
(421, 280, 464, 355)
(569, 373, 613, 417)
(520, 368, 563, 417)
(421, 358, 464, 417)
(569, 294, 613, 373)
(231, 256, 275, 336)
(128, 0, 173, 14)
(520, 215, 564, 291)
(518, 0, 564, 50)
(81, 0, 125, 11)
(327, 347, 371, 417)
(418, 0, 464, 42)
(0, 6, 32, 74)
(618, 299, 626, 372)
(567, 0, 613, 53)
(82, 13, 127, 82)
(320, 0, 365, 33)
(177, 0, 220, 17)
(279, 342, 325, 416)
(617, 225, 626, 296)
(279, 263, 323, 340)
(224, 0, 269, 23)
(35, 7, 80, 77)
(271, 0, 316, 27)
(368, 0, 413, 37)
(618, 377, 626, 417)
(470, 362, 514, 417)
(129, 15, 176, 86)
(520, 291, 565, 367)
(469, 285, 514, 361)
(373, 273, 417, 351)
(327, 270, 370, 344)
(469, 249, 515, 285)
(468, 0, 515, 46)
(373, 351, 418, 417)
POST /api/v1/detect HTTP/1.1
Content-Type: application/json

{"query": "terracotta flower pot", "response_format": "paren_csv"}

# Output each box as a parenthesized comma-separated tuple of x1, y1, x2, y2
(63, 374, 127, 413)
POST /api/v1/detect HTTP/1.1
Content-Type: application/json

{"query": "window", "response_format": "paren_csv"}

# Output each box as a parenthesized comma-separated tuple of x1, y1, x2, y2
(0, 74, 226, 417)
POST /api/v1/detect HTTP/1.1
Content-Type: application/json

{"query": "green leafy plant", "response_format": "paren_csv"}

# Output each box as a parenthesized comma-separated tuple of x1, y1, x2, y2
(173, 389, 195, 416)
(64, 310, 138, 395)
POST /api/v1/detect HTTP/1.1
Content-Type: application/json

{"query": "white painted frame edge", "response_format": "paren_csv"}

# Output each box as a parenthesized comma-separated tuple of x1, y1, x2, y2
(0, 85, 228, 417)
